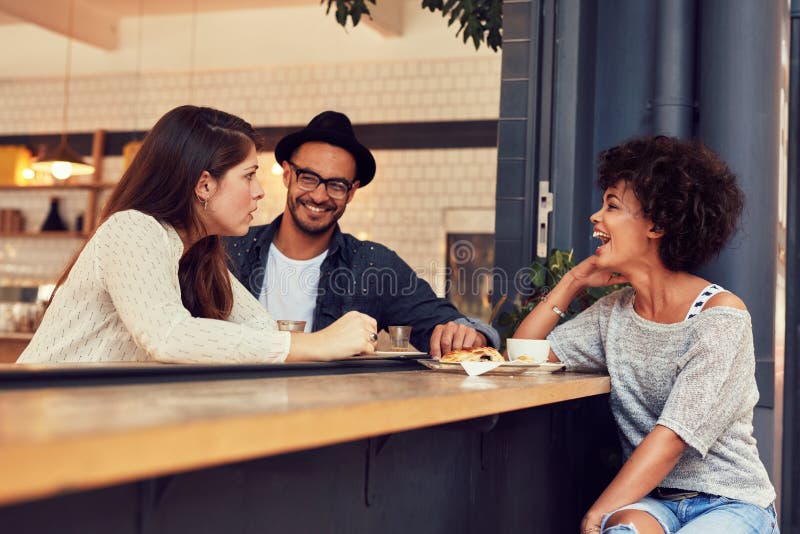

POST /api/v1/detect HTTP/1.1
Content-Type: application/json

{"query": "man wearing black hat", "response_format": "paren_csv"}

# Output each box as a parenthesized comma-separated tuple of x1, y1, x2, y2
(224, 111, 499, 357)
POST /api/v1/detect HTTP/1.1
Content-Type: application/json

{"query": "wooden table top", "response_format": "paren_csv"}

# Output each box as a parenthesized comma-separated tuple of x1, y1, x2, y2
(0, 366, 609, 506)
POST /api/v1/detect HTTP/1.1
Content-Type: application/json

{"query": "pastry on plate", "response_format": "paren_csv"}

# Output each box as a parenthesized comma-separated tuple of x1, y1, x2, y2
(440, 346, 504, 363)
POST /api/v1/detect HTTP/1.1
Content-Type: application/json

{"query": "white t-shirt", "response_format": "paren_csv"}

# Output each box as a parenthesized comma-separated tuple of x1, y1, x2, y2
(260, 243, 327, 332)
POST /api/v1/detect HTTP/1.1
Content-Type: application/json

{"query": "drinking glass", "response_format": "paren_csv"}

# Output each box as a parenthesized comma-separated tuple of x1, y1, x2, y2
(388, 325, 412, 350)
(277, 320, 307, 332)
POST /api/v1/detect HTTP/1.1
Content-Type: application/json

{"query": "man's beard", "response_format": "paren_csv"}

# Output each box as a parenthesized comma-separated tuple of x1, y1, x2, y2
(287, 196, 344, 236)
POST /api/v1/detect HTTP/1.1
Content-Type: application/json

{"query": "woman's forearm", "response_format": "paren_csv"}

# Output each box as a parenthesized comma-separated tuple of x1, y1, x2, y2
(285, 311, 379, 361)
(283, 333, 319, 361)
(513, 273, 584, 341)
(589, 425, 687, 518)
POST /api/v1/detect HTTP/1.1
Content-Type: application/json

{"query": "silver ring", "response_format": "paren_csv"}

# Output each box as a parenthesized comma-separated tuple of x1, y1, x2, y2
(369, 332, 378, 342)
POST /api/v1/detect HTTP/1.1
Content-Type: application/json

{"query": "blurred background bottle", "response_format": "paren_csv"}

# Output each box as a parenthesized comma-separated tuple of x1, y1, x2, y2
(40, 197, 68, 232)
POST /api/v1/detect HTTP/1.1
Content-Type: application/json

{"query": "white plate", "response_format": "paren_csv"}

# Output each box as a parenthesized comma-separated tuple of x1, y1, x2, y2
(417, 359, 565, 375)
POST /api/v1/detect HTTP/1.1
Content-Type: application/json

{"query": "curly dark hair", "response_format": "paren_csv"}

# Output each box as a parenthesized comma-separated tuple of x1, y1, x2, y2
(597, 136, 744, 272)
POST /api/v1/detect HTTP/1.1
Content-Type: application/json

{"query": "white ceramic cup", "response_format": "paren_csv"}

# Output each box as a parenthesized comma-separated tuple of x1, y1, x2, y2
(506, 339, 551, 363)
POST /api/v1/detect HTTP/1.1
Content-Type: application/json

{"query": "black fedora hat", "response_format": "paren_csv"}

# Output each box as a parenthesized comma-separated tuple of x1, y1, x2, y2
(274, 111, 376, 187)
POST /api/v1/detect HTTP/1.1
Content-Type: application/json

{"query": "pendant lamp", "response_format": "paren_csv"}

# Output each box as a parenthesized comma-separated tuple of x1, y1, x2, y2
(31, 0, 94, 180)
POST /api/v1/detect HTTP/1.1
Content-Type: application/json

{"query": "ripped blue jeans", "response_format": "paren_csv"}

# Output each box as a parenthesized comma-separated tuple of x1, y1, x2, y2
(600, 494, 779, 533)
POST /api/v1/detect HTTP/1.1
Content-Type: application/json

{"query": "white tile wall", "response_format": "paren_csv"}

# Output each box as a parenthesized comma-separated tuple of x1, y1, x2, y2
(0, 57, 500, 134)
(0, 56, 500, 292)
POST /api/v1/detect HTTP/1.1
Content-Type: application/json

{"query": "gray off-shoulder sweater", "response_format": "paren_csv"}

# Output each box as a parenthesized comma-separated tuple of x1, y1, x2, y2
(547, 287, 775, 508)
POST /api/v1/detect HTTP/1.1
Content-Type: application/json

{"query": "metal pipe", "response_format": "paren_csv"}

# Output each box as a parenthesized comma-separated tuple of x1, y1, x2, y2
(697, 0, 783, 476)
(653, 0, 696, 138)
(781, 0, 800, 526)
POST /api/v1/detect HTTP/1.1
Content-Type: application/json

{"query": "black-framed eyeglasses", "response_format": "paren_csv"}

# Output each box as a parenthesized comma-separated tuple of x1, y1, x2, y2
(287, 160, 355, 200)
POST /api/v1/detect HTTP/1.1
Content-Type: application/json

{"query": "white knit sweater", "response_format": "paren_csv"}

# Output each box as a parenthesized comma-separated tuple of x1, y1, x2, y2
(18, 210, 290, 364)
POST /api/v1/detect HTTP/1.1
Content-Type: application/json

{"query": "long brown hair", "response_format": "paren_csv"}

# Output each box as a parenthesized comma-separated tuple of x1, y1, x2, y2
(54, 105, 262, 319)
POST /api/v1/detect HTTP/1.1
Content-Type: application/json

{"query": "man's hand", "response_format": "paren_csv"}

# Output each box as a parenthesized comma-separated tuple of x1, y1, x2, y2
(429, 322, 487, 358)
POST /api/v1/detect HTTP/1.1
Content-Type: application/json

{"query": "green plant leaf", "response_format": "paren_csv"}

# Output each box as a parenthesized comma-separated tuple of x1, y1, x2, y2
(323, 0, 374, 28)
(421, 0, 444, 11)
(320, 0, 502, 51)
(336, 3, 348, 24)
(530, 262, 546, 288)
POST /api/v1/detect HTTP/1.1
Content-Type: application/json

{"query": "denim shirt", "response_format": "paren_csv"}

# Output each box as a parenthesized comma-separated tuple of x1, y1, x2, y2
(224, 215, 499, 353)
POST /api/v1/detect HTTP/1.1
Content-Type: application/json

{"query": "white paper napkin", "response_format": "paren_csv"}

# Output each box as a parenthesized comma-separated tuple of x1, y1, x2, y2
(460, 361, 504, 376)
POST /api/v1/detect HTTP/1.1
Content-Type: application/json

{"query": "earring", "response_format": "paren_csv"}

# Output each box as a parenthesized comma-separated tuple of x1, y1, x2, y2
(195, 193, 207, 210)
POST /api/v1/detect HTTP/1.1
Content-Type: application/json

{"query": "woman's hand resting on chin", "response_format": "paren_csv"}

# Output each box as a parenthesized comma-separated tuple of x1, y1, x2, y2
(565, 256, 628, 290)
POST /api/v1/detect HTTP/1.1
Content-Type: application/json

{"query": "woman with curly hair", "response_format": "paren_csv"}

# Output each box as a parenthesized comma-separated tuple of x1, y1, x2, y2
(513, 136, 777, 533)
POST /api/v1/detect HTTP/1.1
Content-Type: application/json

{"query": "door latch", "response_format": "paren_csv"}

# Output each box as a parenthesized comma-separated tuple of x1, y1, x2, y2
(536, 181, 553, 258)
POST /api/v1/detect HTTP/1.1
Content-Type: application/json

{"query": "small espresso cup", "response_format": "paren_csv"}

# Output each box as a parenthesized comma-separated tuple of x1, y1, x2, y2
(506, 338, 550, 363)
(388, 325, 412, 350)
(277, 320, 307, 332)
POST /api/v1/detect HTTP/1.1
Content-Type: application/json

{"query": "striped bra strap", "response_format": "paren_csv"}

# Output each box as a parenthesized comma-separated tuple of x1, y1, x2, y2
(685, 284, 729, 320)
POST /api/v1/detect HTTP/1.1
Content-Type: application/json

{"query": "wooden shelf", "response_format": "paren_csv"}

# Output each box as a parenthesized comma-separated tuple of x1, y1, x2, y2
(0, 332, 34, 342)
(1, 131, 109, 240)
(0, 232, 86, 239)
(0, 183, 115, 191)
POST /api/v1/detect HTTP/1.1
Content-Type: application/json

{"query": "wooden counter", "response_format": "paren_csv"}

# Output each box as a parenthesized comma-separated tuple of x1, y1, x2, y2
(0, 366, 609, 507)
(0, 332, 31, 363)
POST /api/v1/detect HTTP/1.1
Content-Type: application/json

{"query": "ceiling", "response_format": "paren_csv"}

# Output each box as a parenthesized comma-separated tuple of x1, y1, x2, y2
(74, 0, 317, 16)
(0, 0, 402, 49)
(0, 0, 317, 21)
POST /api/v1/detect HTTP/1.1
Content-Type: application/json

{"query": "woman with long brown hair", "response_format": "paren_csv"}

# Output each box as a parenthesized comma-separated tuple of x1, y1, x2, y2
(18, 105, 377, 364)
